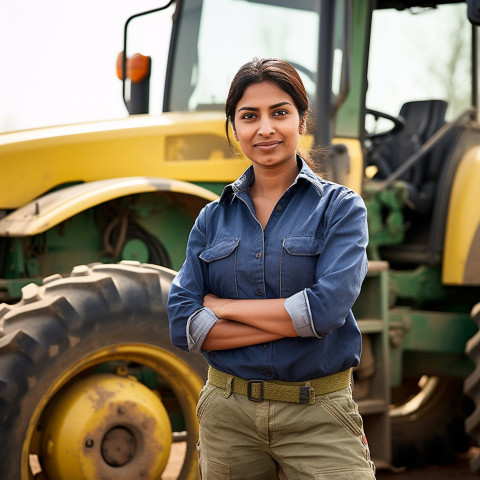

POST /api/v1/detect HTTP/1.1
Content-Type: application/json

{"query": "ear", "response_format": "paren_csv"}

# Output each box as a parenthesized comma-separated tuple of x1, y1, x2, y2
(233, 129, 239, 141)
(299, 115, 307, 134)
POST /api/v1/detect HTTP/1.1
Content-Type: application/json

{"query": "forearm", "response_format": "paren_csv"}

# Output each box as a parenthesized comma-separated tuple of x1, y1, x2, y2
(202, 318, 283, 350)
(204, 296, 297, 337)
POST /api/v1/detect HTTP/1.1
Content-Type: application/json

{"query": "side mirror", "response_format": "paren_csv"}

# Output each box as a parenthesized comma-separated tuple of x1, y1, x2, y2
(467, 0, 480, 25)
(117, 52, 151, 115)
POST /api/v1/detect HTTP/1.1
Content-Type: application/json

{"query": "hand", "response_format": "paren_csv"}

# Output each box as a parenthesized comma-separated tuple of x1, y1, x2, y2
(203, 294, 230, 318)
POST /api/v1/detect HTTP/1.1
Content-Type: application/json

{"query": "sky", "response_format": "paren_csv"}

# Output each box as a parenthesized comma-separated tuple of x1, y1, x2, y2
(0, 2, 471, 134)
(0, 1, 173, 133)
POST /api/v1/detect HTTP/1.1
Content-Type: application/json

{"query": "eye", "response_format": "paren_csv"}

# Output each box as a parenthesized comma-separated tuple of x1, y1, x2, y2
(273, 109, 289, 117)
(240, 112, 257, 120)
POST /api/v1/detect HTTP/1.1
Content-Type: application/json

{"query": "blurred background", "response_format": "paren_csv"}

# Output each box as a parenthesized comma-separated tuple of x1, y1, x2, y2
(0, 1, 470, 133)
(0, 1, 174, 132)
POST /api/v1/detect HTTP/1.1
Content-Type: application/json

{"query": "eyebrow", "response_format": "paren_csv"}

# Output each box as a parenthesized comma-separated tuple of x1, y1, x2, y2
(237, 101, 292, 113)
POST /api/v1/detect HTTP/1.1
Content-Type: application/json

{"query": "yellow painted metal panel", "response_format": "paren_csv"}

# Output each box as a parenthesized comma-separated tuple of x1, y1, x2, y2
(0, 113, 249, 209)
(443, 147, 480, 285)
(0, 110, 363, 214)
(0, 177, 218, 237)
(332, 137, 364, 194)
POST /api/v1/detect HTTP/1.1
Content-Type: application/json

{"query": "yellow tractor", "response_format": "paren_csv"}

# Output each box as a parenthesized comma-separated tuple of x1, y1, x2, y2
(0, 0, 479, 478)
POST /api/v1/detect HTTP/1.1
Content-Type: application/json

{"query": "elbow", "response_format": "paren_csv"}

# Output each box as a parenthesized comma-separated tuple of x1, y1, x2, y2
(169, 328, 190, 352)
(308, 297, 350, 337)
(312, 315, 346, 338)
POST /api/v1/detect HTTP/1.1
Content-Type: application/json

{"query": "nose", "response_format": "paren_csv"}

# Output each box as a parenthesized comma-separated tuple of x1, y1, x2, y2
(258, 117, 274, 137)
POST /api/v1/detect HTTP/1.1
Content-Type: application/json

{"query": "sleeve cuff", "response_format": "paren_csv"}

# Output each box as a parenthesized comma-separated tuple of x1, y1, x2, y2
(284, 290, 321, 338)
(186, 307, 219, 352)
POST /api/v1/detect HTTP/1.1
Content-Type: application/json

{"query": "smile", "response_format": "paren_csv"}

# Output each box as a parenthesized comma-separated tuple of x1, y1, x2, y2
(254, 141, 282, 151)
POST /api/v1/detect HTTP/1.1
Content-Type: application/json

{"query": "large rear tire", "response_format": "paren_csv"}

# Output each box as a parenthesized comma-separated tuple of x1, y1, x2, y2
(0, 261, 206, 480)
(464, 302, 480, 473)
(390, 376, 472, 468)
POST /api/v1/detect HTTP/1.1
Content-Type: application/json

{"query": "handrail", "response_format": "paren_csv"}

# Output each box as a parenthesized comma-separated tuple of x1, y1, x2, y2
(376, 108, 476, 190)
(332, 0, 352, 113)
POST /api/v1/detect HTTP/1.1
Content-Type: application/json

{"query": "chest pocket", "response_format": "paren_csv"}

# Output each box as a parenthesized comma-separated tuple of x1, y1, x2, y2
(281, 236, 322, 297)
(200, 237, 240, 299)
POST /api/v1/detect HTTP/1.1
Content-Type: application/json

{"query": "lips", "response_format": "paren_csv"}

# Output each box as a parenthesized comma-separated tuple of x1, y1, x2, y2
(254, 141, 282, 151)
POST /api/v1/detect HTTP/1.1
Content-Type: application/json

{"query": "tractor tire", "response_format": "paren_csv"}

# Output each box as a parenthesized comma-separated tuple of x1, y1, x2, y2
(390, 376, 472, 469)
(464, 302, 480, 473)
(0, 261, 206, 480)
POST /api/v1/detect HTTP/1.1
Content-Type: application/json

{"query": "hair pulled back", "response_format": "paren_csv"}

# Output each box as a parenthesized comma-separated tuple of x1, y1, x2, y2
(225, 58, 311, 156)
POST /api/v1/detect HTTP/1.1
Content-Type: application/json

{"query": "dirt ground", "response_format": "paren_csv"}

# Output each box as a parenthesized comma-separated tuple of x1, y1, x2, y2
(376, 449, 480, 479)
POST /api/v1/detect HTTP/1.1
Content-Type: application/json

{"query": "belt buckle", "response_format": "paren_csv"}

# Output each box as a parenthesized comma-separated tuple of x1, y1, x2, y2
(299, 386, 313, 404)
(247, 380, 264, 402)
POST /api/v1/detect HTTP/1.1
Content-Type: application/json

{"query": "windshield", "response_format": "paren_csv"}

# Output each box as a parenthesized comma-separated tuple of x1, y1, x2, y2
(366, 3, 472, 130)
(167, 0, 319, 112)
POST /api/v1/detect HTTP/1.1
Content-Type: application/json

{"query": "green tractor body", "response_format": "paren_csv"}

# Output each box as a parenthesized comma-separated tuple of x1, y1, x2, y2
(1, 0, 480, 478)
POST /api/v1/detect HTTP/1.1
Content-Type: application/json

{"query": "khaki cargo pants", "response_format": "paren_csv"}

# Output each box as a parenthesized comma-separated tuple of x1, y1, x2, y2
(196, 383, 376, 479)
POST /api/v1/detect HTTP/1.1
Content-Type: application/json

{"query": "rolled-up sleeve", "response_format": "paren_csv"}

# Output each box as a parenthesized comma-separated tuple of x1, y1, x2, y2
(168, 205, 218, 351)
(284, 290, 319, 337)
(285, 190, 368, 337)
(186, 307, 218, 352)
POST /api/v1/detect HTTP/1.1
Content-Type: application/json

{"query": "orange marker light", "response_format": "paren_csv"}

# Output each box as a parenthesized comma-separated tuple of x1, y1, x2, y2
(116, 52, 150, 83)
(116, 51, 125, 80)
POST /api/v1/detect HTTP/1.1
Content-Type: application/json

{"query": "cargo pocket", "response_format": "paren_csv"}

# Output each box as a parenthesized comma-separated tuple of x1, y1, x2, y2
(199, 454, 232, 479)
(314, 468, 375, 479)
(200, 237, 240, 298)
(320, 389, 365, 438)
(196, 383, 220, 423)
(280, 236, 321, 296)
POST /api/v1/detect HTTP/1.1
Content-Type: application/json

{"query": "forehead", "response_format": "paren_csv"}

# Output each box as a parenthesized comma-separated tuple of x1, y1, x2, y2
(236, 81, 296, 111)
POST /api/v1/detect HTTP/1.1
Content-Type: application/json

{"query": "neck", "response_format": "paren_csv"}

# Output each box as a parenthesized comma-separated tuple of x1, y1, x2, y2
(250, 158, 299, 197)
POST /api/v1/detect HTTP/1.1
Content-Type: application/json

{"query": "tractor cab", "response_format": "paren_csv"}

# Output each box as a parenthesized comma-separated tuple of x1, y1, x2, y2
(362, 2, 476, 275)
(118, 0, 480, 335)
(122, 0, 477, 283)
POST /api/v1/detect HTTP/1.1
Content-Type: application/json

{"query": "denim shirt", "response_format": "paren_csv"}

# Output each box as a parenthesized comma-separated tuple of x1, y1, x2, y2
(168, 157, 368, 381)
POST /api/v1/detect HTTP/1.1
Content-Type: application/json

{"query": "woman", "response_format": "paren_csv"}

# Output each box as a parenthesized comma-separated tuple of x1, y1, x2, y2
(168, 58, 375, 479)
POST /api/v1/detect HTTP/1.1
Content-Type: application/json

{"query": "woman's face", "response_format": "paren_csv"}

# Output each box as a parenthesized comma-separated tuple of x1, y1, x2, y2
(233, 81, 305, 170)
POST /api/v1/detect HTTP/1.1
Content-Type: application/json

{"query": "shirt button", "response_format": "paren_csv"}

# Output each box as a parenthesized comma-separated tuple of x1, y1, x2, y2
(265, 371, 274, 379)
(255, 252, 262, 259)
(256, 289, 263, 296)
(263, 343, 269, 349)
(276, 204, 283, 211)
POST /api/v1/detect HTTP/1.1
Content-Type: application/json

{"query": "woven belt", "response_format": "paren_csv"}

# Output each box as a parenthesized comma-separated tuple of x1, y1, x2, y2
(207, 366, 352, 405)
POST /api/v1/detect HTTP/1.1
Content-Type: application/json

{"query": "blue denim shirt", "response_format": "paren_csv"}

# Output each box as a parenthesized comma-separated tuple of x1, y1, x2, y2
(168, 158, 368, 381)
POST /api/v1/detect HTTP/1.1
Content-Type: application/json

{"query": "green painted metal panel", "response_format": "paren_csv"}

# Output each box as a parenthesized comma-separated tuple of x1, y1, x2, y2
(194, 182, 226, 196)
(0, 190, 206, 299)
(402, 352, 473, 380)
(388, 307, 476, 384)
(390, 308, 475, 354)
(335, 0, 370, 138)
(390, 266, 448, 304)
(364, 182, 408, 252)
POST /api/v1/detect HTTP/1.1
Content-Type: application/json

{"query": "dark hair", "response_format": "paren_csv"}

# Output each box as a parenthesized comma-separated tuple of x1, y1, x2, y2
(225, 57, 316, 170)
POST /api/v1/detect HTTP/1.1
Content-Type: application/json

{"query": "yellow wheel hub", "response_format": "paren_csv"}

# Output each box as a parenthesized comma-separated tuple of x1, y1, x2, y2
(22, 344, 204, 480)
(40, 373, 172, 479)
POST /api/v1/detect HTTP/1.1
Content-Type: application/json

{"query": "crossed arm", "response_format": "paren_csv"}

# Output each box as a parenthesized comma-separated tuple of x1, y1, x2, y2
(201, 294, 298, 350)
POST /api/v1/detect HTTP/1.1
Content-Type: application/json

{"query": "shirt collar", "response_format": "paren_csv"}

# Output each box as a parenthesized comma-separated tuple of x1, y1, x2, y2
(219, 156, 324, 203)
